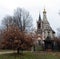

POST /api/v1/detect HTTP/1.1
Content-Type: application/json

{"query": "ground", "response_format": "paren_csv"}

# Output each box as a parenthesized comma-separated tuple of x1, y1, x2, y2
(0, 51, 60, 59)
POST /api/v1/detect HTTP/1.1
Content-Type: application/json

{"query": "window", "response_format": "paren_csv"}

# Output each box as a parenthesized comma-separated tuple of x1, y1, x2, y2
(38, 23, 41, 29)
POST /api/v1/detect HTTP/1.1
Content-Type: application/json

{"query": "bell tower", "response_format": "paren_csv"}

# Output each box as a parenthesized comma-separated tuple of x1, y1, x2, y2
(37, 14, 42, 34)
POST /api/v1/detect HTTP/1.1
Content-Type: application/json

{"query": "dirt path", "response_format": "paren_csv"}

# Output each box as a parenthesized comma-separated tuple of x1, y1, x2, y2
(0, 51, 17, 54)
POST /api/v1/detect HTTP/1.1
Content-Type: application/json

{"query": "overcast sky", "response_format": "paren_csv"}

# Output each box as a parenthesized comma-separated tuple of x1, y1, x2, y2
(0, 0, 60, 33)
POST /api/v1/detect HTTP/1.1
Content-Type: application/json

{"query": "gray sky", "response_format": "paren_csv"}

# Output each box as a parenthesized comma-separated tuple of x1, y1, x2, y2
(0, 0, 60, 33)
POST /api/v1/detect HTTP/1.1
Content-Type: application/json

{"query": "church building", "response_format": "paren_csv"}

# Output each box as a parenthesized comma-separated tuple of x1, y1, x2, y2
(36, 9, 55, 50)
(37, 9, 55, 40)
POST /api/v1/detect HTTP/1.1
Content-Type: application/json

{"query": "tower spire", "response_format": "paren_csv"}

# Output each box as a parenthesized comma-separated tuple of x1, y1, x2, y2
(43, 8, 49, 24)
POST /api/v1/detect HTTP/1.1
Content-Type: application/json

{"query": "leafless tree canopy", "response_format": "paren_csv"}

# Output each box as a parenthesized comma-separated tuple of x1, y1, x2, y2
(2, 8, 33, 32)
(2, 16, 13, 29)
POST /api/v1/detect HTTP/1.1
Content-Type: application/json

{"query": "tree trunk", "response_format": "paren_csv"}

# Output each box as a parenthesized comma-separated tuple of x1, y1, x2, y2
(17, 48, 19, 54)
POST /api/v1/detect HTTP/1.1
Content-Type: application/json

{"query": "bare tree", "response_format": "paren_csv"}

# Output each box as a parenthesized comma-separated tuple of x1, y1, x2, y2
(13, 8, 33, 32)
(2, 15, 13, 28)
(2, 8, 33, 32)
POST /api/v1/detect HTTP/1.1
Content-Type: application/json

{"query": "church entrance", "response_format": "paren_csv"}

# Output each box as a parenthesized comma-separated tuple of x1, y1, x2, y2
(44, 36, 54, 51)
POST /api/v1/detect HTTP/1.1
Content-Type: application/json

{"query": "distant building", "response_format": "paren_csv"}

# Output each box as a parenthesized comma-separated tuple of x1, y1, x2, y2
(36, 9, 55, 41)
(35, 9, 55, 51)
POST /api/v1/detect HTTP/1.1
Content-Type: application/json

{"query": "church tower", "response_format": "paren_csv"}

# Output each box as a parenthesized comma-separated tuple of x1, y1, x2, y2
(37, 14, 42, 34)
(42, 8, 55, 39)
(43, 8, 50, 29)
(36, 13, 43, 42)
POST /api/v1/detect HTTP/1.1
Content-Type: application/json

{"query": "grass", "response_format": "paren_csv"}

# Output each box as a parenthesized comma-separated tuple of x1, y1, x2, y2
(0, 51, 60, 59)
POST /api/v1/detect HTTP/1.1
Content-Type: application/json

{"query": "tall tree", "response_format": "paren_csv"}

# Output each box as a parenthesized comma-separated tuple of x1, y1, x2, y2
(13, 8, 33, 32)
(1, 8, 34, 54)
(2, 8, 33, 32)
(1, 26, 33, 54)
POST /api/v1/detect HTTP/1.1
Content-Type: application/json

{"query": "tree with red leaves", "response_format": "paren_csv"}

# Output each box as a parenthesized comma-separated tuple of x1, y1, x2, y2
(1, 25, 33, 54)
(1, 8, 34, 54)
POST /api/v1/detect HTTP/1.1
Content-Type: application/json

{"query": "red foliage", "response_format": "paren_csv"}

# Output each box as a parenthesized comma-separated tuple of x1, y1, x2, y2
(1, 25, 33, 50)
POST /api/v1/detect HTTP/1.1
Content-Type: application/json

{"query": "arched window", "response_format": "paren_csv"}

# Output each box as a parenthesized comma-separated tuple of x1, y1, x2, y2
(38, 23, 41, 29)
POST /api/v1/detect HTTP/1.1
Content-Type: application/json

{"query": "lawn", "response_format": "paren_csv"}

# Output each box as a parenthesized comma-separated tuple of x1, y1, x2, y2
(0, 51, 60, 59)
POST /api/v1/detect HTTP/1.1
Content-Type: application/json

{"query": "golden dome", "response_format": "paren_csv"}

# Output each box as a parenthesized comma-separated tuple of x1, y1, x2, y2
(43, 8, 46, 13)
